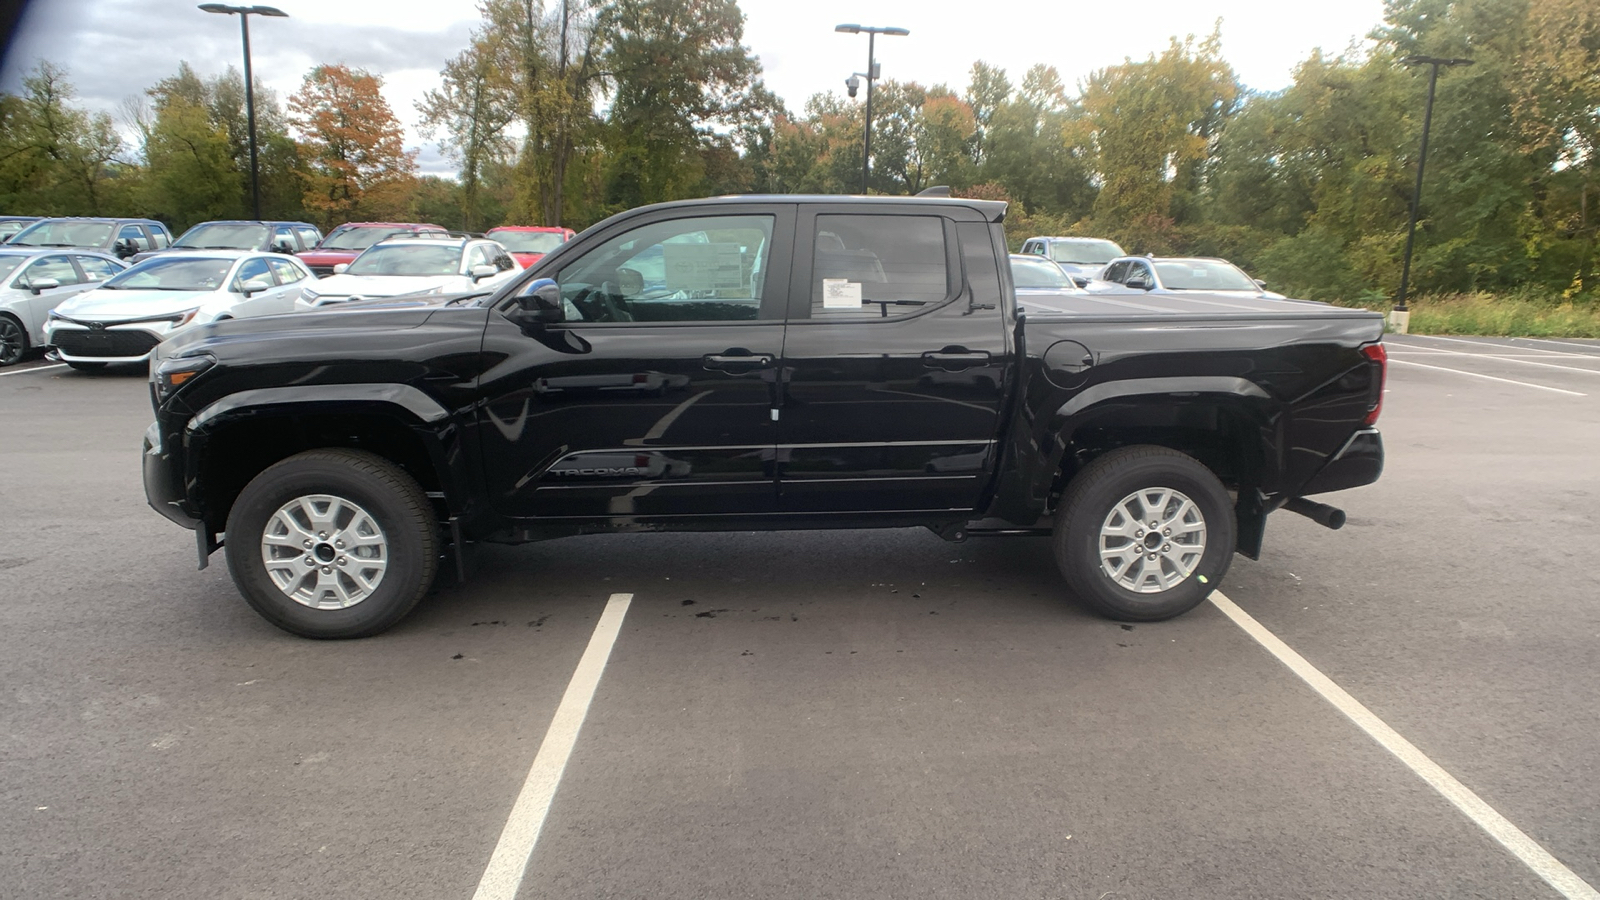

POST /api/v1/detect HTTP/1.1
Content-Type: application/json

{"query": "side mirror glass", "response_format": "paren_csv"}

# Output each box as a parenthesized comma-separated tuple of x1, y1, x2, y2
(1125, 276, 1151, 291)
(470, 264, 499, 281)
(332, 263, 349, 275)
(512, 277, 564, 324)
(29, 277, 60, 294)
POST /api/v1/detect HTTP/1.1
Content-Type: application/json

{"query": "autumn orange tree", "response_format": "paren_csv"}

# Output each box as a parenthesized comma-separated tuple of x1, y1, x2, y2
(288, 64, 417, 228)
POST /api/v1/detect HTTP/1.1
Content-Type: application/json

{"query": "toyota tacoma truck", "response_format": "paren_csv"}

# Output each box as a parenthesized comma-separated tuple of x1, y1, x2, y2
(143, 195, 1386, 639)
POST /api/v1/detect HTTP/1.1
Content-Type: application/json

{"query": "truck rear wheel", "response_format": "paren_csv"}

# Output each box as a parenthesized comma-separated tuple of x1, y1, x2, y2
(1052, 446, 1234, 621)
(224, 449, 438, 639)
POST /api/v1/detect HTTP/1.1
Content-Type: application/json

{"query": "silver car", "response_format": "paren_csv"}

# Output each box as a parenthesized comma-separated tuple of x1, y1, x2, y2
(0, 248, 126, 366)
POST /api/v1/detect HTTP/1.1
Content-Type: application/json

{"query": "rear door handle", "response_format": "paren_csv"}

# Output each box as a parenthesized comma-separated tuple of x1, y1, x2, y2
(704, 351, 775, 371)
(921, 348, 991, 370)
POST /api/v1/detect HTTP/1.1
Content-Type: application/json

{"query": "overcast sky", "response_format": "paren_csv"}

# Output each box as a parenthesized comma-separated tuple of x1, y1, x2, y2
(1, 0, 1386, 177)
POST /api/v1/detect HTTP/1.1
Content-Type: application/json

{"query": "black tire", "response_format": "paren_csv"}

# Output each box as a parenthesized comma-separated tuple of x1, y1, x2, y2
(224, 449, 438, 639)
(64, 360, 108, 371)
(0, 315, 26, 367)
(1052, 445, 1234, 622)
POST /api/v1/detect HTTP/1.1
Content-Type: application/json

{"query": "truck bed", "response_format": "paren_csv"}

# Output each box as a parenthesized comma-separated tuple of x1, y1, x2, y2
(1019, 290, 1368, 319)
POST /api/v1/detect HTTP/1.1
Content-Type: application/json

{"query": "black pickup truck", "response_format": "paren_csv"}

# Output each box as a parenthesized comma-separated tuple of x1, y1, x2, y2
(143, 195, 1386, 638)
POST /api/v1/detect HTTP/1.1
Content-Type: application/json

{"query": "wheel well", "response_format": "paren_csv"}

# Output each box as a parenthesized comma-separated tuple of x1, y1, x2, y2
(196, 412, 443, 529)
(1049, 400, 1262, 510)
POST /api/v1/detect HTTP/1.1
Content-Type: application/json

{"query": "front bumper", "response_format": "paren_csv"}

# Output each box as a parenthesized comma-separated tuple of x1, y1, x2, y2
(143, 421, 199, 529)
(1300, 428, 1384, 496)
(48, 324, 163, 363)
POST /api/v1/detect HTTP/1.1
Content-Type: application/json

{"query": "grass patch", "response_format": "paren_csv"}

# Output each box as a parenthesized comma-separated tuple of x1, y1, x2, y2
(1330, 291, 1600, 337)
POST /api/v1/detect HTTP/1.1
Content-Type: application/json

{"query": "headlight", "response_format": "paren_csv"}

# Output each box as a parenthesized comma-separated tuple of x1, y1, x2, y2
(299, 287, 321, 304)
(152, 353, 216, 404)
(171, 308, 202, 328)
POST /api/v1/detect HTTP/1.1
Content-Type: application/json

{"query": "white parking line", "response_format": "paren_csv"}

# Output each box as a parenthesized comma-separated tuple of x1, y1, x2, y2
(1388, 359, 1587, 396)
(1398, 334, 1600, 360)
(1384, 344, 1600, 376)
(0, 363, 66, 377)
(471, 592, 634, 900)
(1209, 591, 1600, 900)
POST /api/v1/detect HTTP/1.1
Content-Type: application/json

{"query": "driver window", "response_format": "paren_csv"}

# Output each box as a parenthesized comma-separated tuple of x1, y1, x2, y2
(555, 214, 773, 323)
(234, 257, 272, 292)
(118, 224, 150, 251)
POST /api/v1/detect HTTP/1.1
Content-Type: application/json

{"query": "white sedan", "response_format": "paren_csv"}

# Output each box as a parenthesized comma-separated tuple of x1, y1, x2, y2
(44, 251, 314, 370)
(295, 238, 521, 310)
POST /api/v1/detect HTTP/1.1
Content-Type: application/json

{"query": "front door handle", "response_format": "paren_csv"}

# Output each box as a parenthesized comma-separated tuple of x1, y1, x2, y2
(704, 351, 775, 372)
(921, 347, 991, 370)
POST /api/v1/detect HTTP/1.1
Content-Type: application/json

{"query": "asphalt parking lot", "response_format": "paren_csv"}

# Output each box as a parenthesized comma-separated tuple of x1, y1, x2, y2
(3, 334, 1599, 900)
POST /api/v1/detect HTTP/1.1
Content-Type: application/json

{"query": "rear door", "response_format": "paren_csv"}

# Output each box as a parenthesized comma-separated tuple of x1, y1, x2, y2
(774, 205, 1013, 513)
(478, 203, 795, 520)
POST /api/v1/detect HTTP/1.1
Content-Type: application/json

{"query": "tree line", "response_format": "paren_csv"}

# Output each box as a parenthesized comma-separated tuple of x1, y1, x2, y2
(0, 0, 1594, 303)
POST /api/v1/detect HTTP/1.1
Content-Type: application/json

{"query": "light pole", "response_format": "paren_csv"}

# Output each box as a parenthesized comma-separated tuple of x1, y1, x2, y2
(199, 4, 289, 221)
(1391, 54, 1473, 334)
(835, 23, 908, 194)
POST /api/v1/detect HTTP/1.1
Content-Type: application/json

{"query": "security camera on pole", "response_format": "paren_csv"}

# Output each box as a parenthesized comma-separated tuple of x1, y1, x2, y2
(835, 24, 909, 195)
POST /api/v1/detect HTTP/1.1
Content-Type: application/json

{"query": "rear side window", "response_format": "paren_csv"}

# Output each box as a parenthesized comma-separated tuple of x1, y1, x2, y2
(809, 214, 950, 317)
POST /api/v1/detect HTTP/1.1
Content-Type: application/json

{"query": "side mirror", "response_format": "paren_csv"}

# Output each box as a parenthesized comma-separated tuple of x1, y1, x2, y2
(332, 263, 349, 275)
(1253, 278, 1267, 288)
(29, 278, 60, 295)
(273, 242, 294, 254)
(113, 240, 133, 258)
(1125, 275, 1152, 291)
(471, 264, 499, 282)
(512, 277, 564, 324)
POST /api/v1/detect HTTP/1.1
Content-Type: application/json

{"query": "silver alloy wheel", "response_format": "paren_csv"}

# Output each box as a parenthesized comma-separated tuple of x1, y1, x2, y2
(260, 493, 389, 609)
(1098, 486, 1207, 593)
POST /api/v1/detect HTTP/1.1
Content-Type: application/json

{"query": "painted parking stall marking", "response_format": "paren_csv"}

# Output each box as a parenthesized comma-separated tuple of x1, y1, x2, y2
(0, 363, 66, 377)
(1209, 590, 1600, 900)
(472, 592, 633, 900)
(1386, 358, 1587, 396)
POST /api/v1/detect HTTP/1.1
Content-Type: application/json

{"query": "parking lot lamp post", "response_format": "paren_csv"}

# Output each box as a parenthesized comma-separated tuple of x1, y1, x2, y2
(1391, 54, 1473, 334)
(835, 24, 909, 194)
(199, 4, 289, 221)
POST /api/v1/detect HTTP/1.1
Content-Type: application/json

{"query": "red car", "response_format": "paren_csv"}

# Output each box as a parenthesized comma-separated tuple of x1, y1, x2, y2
(485, 225, 576, 268)
(298, 222, 448, 276)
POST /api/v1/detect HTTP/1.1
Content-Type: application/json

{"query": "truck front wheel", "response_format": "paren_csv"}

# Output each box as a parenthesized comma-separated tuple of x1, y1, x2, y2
(1052, 446, 1234, 621)
(224, 449, 439, 639)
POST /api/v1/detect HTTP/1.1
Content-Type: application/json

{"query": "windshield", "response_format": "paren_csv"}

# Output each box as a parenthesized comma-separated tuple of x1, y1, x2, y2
(1048, 240, 1122, 265)
(319, 227, 408, 251)
(173, 222, 269, 250)
(1153, 259, 1259, 291)
(0, 256, 25, 281)
(489, 230, 566, 254)
(104, 257, 231, 291)
(345, 244, 462, 277)
(11, 220, 113, 248)
(1010, 257, 1075, 290)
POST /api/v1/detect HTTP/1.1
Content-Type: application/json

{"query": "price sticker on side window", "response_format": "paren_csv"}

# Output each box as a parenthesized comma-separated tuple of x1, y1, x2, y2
(822, 278, 862, 309)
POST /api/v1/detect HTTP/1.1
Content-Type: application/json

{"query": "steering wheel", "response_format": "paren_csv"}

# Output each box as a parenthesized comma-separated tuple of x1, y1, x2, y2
(569, 284, 633, 323)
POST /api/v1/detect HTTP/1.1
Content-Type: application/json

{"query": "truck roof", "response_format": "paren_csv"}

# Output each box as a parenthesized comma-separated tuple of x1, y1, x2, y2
(622, 194, 1010, 223)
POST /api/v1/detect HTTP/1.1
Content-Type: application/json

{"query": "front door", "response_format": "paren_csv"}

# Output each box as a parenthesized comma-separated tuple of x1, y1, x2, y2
(774, 207, 1014, 513)
(478, 205, 795, 520)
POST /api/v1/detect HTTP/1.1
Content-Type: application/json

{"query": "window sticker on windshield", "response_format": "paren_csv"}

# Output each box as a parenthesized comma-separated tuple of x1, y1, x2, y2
(663, 243, 743, 291)
(822, 278, 862, 309)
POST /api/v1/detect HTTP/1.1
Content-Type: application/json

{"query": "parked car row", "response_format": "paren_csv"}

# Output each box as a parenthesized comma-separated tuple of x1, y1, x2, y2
(1016, 234, 1286, 301)
(0, 215, 577, 367)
